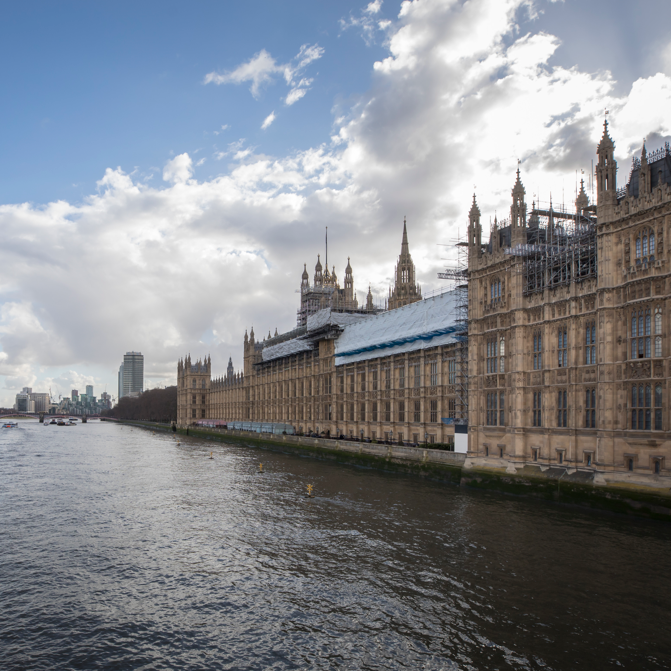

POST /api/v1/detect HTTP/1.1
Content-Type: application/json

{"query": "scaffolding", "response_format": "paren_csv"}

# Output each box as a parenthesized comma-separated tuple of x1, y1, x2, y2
(438, 238, 469, 425)
(506, 203, 598, 295)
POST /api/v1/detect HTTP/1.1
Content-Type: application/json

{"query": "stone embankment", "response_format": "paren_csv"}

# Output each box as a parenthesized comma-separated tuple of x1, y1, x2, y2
(121, 421, 671, 521)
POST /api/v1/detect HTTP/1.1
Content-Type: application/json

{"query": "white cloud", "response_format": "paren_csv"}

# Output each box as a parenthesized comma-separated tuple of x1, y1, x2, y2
(261, 111, 276, 129)
(2, 0, 671, 405)
(162, 153, 194, 184)
(204, 44, 324, 102)
(285, 78, 312, 105)
(340, 0, 389, 45)
(213, 124, 229, 136)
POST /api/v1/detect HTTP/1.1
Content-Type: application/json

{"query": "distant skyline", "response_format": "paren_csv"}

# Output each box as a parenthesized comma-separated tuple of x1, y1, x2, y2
(1, 0, 671, 406)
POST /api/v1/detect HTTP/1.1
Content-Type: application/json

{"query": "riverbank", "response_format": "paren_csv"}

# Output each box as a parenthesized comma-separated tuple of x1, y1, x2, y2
(122, 421, 671, 520)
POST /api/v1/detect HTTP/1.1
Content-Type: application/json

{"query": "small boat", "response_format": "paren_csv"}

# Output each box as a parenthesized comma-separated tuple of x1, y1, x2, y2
(49, 419, 57, 425)
(68, 417, 78, 423)
(57, 420, 66, 426)
(2, 421, 18, 428)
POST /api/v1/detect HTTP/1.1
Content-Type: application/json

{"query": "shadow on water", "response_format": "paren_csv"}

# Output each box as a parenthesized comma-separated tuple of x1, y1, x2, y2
(1, 420, 670, 670)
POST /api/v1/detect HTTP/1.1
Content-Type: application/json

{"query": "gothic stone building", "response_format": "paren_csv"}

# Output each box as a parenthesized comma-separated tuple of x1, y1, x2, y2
(177, 224, 465, 445)
(467, 121, 671, 484)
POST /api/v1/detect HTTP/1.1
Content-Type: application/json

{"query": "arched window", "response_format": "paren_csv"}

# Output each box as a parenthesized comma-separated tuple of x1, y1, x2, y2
(650, 233, 656, 256)
(655, 307, 662, 334)
(642, 234, 648, 256)
(585, 321, 596, 364)
(636, 237, 641, 258)
(499, 336, 505, 373)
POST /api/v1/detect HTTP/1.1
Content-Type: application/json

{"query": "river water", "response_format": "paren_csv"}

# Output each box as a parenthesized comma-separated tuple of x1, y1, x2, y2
(1, 420, 670, 670)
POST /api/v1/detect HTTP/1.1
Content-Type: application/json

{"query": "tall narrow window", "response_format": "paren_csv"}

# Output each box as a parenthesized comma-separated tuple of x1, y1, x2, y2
(585, 321, 596, 365)
(430, 400, 438, 423)
(448, 359, 456, 384)
(487, 339, 498, 374)
(372, 369, 378, 391)
(631, 385, 651, 430)
(360, 403, 366, 421)
(372, 402, 378, 422)
(533, 331, 542, 370)
(650, 233, 656, 257)
(533, 391, 542, 427)
(655, 385, 663, 431)
(414, 401, 421, 423)
(584, 388, 596, 428)
(558, 328, 567, 367)
(385, 368, 391, 390)
(360, 373, 366, 392)
(398, 401, 405, 423)
(499, 392, 505, 426)
(399, 367, 405, 389)
(486, 393, 497, 426)
(384, 401, 391, 423)
(499, 337, 505, 373)
(430, 362, 438, 386)
(631, 308, 652, 359)
(655, 307, 663, 357)
(636, 236, 641, 258)
(557, 390, 567, 427)
(413, 364, 421, 388)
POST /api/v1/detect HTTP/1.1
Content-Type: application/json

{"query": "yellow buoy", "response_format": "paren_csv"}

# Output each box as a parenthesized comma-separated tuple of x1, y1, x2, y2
(209, 451, 213, 459)
(258, 463, 264, 473)
(306, 484, 314, 498)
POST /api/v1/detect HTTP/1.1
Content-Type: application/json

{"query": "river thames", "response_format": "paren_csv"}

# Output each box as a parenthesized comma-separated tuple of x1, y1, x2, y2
(1, 420, 670, 670)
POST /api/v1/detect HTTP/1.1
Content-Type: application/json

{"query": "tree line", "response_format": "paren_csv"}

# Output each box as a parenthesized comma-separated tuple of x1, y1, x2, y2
(103, 386, 177, 423)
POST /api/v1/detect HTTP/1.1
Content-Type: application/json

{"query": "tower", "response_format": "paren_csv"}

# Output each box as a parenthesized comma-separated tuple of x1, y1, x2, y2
(576, 178, 589, 213)
(314, 255, 323, 287)
(510, 167, 527, 246)
(388, 218, 421, 310)
(344, 257, 354, 305)
(467, 194, 481, 263)
(596, 118, 617, 215)
(301, 264, 309, 293)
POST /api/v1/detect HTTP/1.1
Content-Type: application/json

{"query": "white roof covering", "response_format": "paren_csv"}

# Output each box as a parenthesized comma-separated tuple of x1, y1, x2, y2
(334, 289, 463, 366)
(307, 308, 371, 332)
(262, 337, 312, 362)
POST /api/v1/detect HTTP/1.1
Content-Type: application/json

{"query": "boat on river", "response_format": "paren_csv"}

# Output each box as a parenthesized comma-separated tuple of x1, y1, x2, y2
(2, 421, 18, 428)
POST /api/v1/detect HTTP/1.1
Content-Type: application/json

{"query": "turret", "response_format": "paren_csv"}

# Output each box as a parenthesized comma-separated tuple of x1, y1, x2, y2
(314, 255, 323, 287)
(301, 264, 309, 293)
(510, 167, 527, 246)
(639, 141, 649, 196)
(468, 194, 481, 261)
(366, 285, 374, 311)
(344, 257, 354, 303)
(596, 118, 617, 213)
(576, 178, 589, 213)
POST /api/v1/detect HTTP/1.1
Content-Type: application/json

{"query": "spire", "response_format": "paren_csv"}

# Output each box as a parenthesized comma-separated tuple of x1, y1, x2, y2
(401, 216, 409, 255)
(576, 178, 589, 212)
(469, 193, 480, 220)
(302, 263, 308, 280)
(366, 285, 374, 311)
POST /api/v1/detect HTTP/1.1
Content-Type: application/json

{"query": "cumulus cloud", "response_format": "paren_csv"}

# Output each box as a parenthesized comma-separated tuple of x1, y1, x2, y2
(204, 44, 324, 102)
(261, 111, 276, 129)
(2, 0, 671, 404)
(163, 153, 193, 184)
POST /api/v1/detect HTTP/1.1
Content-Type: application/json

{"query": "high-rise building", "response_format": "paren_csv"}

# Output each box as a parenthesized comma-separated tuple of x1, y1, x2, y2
(122, 352, 144, 397)
(118, 363, 124, 399)
(72, 389, 79, 400)
(86, 385, 93, 397)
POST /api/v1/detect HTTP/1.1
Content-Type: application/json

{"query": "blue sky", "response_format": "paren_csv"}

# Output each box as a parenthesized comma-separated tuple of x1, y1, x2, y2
(1, 0, 670, 405)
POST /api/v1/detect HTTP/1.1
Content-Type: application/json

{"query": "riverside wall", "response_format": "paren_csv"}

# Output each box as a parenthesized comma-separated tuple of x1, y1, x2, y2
(121, 421, 671, 521)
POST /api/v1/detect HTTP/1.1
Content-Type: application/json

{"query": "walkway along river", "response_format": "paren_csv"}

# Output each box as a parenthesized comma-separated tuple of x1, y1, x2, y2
(1, 419, 670, 670)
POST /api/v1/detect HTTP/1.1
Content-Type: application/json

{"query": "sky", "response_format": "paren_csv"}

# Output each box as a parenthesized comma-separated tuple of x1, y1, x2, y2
(1, 0, 671, 406)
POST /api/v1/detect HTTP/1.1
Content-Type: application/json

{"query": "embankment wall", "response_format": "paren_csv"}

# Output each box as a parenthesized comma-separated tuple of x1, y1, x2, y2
(120, 421, 671, 521)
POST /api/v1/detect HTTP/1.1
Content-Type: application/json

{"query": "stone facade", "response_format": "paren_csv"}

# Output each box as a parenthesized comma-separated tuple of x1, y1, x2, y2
(467, 121, 671, 483)
(178, 224, 460, 445)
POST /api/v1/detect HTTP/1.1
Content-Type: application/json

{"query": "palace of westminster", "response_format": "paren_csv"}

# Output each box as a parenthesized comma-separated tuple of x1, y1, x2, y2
(178, 121, 671, 484)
